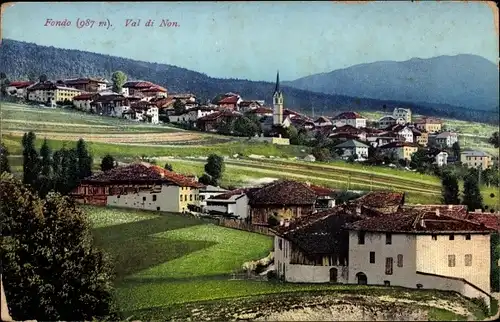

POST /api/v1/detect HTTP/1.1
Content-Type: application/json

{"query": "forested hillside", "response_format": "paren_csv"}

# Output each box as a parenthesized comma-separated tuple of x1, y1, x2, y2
(0, 39, 497, 123)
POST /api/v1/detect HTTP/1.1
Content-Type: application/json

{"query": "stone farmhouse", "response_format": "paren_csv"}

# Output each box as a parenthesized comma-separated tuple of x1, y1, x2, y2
(272, 192, 496, 307)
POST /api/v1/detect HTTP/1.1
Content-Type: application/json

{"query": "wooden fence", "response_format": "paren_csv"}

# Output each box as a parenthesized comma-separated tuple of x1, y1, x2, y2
(215, 218, 274, 236)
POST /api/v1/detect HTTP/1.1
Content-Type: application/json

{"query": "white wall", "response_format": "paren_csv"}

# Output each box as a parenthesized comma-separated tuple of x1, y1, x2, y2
(205, 195, 249, 219)
(348, 232, 417, 286)
(286, 264, 349, 283)
(399, 128, 414, 143)
(415, 234, 491, 294)
(107, 185, 190, 213)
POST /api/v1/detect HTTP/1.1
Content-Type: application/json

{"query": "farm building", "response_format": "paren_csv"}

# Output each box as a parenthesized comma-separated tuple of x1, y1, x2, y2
(346, 207, 494, 306)
(348, 191, 405, 215)
(70, 162, 204, 213)
(205, 189, 252, 219)
(248, 180, 318, 226)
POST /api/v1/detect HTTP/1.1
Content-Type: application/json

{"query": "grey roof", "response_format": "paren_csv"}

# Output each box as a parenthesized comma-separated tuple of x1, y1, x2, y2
(333, 139, 370, 148)
(461, 150, 490, 157)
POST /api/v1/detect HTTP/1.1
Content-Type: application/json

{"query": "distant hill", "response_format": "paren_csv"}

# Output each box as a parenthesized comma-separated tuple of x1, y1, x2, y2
(284, 55, 499, 112)
(0, 39, 497, 124)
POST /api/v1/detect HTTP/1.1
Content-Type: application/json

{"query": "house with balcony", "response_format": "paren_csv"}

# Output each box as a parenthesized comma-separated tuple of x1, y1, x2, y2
(70, 162, 204, 213)
(429, 132, 459, 148)
(393, 107, 412, 123)
(415, 117, 443, 133)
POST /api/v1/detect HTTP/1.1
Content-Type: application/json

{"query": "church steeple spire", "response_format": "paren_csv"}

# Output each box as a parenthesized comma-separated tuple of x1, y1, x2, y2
(274, 70, 280, 94)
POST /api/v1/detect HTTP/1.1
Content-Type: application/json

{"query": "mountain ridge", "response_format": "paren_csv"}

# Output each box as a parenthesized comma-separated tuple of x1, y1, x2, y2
(283, 54, 499, 112)
(0, 38, 498, 124)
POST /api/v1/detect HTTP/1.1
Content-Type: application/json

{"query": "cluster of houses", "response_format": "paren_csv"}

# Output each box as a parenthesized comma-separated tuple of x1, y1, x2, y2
(69, 161, 499, 307)
(6, 74, 493, 167)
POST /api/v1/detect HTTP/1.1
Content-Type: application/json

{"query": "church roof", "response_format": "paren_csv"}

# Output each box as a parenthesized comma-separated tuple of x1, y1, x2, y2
(274, 71, 281, 94)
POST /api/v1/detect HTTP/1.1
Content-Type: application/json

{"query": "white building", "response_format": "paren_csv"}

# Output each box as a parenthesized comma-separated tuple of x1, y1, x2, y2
(205, 189, 250, 219)
(393, 108, 412, 123)
(346, 208, 493, 306)
(434, 151, 449, 167)
(72, 93, 94, 111)
(198, 185, 228, 209)
(332, 139, 370, 159)
(397, 126, 414, 143)
(332, 112, 367, 129)
(432, 132, 459, 148)
(169, 108, 217, 124)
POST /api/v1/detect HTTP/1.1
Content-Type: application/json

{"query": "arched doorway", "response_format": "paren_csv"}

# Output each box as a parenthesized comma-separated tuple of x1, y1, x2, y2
(329, 268, 338, 283)
(356, 272, 367, 285)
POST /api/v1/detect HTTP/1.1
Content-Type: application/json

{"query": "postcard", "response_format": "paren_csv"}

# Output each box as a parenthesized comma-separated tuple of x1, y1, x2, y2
(0, 1, 499, 321)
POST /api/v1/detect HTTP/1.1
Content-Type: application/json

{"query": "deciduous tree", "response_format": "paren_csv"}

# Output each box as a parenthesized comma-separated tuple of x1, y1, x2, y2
(0, 173, 118, 321)
(164, 163, 173, 171)
(100, 154, 116, 172)
(111, 71, 127, 94)
(489, 132, 499, 148)
(204, 154, 225, 185)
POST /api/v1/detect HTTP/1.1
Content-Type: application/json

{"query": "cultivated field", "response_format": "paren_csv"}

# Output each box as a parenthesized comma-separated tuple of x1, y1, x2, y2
(2, 101, 498, 209)
(87, 206, 489, 320)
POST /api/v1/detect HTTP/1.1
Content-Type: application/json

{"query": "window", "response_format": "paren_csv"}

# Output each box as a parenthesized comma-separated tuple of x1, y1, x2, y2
(385, 233, 392, 245)
(190, 195, 193, 201)
(142, 196, 146, 202)
(156, 206, 160, 211)
(397, 254, 404, 267)
(465, 254, 472, 266)
(358, 231, 365, 245)
(278, 238, 283, 250)
(180, 195, 183, 201)
(448, 255, 456, 267)
(369, 252, 375, 264)
(449, 234, 454, 240)
(465, 234, 471, 240)
(184, 195, 187, 201)
(431, 234, 437, 240)
(385, 257, 393, 275)
(384, 280, 390, 286)
(152, 195, 157, 202)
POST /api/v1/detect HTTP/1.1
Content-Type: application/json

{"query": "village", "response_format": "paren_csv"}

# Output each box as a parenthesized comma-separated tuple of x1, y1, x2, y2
(4, 73, 494, 171)
(3, 72, 498, 316)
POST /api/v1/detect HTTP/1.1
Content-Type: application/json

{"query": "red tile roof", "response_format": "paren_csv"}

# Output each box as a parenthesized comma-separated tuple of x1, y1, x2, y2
(308, 184, 336, 197)
(416, 117, 443, 124)
(345, 208, 494, 234)
(329, 133, 360, 140)
(248, 180, 318, 206)
(123, 81, 155, 88)
(218, 95, 240, 104)
(198, 110, 241, 121)
(350, 191, 405, 209)
(9, 81, 34, 88)
(141, 86, 168, 93)
(467, 212, 500, 230)
(333, 111, 364, 120)
(82, 163, 203, 188)
(406, 205, 468, 220)
(27, 81, 58, 91)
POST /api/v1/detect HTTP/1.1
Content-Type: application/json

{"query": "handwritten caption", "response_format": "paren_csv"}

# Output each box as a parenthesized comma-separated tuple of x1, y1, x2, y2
(44, 18, 180, 29)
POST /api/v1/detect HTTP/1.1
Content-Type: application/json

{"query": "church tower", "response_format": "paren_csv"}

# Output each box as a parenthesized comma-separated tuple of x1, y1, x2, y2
(272, 70, 284, 125)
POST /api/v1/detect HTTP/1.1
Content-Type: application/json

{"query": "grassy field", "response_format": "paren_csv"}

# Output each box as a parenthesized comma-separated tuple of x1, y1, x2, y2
(160, 158, 499, 210)
(86, 206, 487, 320)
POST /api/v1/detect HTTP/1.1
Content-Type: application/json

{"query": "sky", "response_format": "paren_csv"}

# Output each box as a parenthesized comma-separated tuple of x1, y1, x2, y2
(1, 1, 498, 82)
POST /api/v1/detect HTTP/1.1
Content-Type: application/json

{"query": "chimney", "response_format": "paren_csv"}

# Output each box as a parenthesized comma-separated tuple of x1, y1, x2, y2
(435, 209, 440, 216)
(356, 205, 362, 215)
(420, 219, 426, 228)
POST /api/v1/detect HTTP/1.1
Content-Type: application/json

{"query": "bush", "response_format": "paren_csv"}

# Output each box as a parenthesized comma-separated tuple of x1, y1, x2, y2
(470, 297, 489, 317)
(266, 270, 277, 280)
